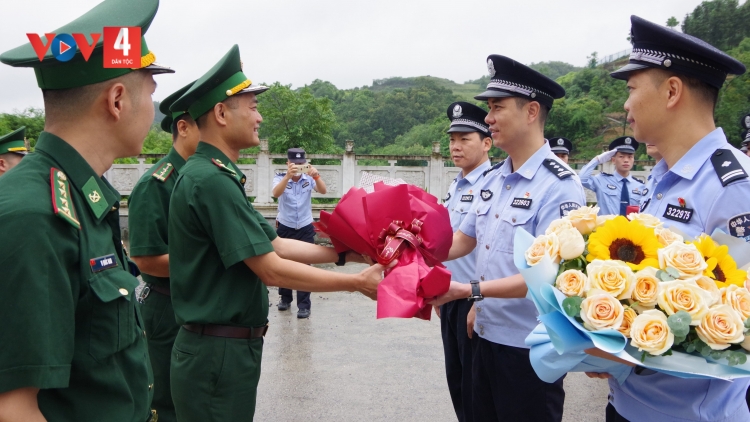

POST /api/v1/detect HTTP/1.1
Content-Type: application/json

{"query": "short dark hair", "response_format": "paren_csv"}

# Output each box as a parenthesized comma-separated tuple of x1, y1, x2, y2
(513, 97, 549, 128)
(171, 113, 195, 141)
(194, 95, 242, 129)
(650, 70, 719, 111)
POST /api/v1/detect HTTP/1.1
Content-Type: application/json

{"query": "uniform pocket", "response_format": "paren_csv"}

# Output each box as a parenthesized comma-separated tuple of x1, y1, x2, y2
(88, 269, 140, 361)
(496, 210, 534, 253)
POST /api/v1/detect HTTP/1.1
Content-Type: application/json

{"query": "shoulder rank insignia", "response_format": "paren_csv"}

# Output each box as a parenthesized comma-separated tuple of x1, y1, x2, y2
(50, 168, 81, 229)
(542, 159, 573, 179)
(711, 149, 748, 187)
(632, 177, 645, 184)
(212, 158, 237, 176)
(151, 162, 175, 182)
(601, 172, 612, 176)
(483, 160, 504, 177)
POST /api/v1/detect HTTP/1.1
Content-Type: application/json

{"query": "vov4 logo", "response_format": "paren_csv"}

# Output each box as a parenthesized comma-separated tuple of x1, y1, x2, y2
(26, 27, 141, 68)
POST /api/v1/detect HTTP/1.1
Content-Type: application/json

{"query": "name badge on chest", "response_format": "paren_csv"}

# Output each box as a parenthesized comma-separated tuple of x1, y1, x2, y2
(90, 254, 118, 273)
(663, 204, 694, 224)
(460, 194, 474, 202)
(607, 184, 617, 190)
(510, 197, 532, 209)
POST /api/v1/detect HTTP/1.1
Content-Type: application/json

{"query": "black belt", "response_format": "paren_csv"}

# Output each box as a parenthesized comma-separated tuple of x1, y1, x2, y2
(149, 284, 171, 296)
(182, 323, 268, 339)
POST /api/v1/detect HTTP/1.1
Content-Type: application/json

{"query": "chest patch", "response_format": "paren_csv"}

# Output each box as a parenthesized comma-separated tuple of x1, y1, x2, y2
(559, 201, 581, 217)
(663, 204, 694, 224)
(460, 194, 474, 202)
(302, 182, 310, 188)
(632, 189, 641, 195)
(481, 189, 493, 201)
(640, 198, 651, 213)
(511, 197, 532, 209)
(607, 184, 617, 190)
(444, 192, 451, 203)
(728, 213, 750, 239)
(90, 254, 118, 273)
(642, 188, 649, 196)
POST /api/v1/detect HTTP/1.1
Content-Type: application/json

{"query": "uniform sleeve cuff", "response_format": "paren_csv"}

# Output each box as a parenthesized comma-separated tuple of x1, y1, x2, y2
(129, 245, 168, 257)
(0, 365, 70, 393)
(221, 241, 275, 268)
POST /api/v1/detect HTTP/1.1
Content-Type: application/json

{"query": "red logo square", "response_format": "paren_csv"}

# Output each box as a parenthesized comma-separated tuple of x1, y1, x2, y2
(102, 27, 141, 68)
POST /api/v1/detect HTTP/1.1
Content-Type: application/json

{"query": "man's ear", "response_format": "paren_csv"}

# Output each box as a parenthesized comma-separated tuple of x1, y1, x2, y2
(212, 102, 230, 127)
(665, 75, 685, 110)
(0, 158, 7, 172)
(105, 82, 127, 122)
(526, 101, 540, 125)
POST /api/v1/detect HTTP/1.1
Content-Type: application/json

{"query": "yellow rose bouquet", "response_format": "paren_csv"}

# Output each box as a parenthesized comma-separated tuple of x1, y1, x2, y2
(516, 208, 750, 380)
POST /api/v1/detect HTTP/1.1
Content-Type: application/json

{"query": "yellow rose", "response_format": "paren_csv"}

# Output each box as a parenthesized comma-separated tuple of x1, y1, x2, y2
(657, 280, 711, 325)
(627, 213, 664, 230)
(587, 259, 635, 300)
(695, 276, 721, 307)
(580, 293, 625, 331)
(630, 310, 674, 355)
(566, 206, 599, 235)
(555, 269, 589, 297)
(618, 307, 638, 338)
(629, 267, 661, 312)
(655, 227, 684, 246)
(695, 305, 746, 350)
(720, 284, 750, 321)
(658, 242, 708, 281)
(525, 234, 560, 266)
(558, 228, 586, 260)
(596, 214, 618, 228)
(545, 218, 574, 236)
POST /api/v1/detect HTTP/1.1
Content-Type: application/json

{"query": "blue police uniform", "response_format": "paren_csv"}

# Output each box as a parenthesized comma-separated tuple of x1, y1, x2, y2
(273, 172, 316, 229)
(579, 137, 645, 216)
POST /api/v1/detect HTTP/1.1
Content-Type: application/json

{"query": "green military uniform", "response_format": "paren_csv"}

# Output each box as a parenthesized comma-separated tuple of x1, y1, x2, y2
(168, 44, 273, 421)
(127, 81, 194, 422)
(0, 0, 173, 420)
(0, 126, 28, 155)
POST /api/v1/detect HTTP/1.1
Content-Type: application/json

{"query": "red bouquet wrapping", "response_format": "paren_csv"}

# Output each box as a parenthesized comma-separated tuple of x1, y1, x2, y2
(315, 182, 453, 320)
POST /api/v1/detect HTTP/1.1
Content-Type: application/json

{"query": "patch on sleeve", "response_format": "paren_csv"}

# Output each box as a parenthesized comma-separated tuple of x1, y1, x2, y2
(710, 149, 748, 187)
(559, 201, 581, 217)
(444, 192, 451, 203)
(50, 168, 81, 229)
(151, 162, 175, 182)
(728, 213, 750, 240)
(542, 159, 573, 179)
(211, 158, 237, 176)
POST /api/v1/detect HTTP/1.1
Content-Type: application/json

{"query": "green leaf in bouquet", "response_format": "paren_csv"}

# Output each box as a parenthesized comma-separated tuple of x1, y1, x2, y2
(665, 267, 680, 279)
(673, 335, 686, 345)
(699, 345, 712, 357)
(667, 311, 691, 337)
(662, 349, 673, 357)
(640, 351, 647, 363)
(562, 296, 584, 318)
(710, 350, 723, 360)
(744, 318, 750, 332)
(656, 270, 674, 282)
(685, 343, 696, 353)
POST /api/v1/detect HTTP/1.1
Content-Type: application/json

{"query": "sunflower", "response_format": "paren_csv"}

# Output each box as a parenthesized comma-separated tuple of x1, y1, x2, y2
(691, 234, 747, 287)
(587, 216, 660, 271)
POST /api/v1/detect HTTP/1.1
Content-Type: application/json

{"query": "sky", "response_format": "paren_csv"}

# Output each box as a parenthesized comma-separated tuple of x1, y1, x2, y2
(0, 0, 707, 113)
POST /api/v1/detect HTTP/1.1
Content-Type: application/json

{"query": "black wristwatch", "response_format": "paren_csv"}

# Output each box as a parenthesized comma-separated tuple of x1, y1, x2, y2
(468, 280, 483, 302)
(335, 252, 347, 266)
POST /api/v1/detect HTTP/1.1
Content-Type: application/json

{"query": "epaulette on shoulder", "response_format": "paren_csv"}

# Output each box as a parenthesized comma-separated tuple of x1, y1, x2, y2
(632, 176, 645, 184)
(483, 160, 504, 177)
(151, 161, 175, 182)
(711, 148, 748, 187)
(542, 159, 573, 179)
(50, 168, 81, 229)
(211, 158, 237, 176)
(601, 172, 613, 176)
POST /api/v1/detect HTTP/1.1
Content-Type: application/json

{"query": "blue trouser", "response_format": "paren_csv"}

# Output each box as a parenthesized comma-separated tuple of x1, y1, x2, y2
(440, 299, 478, 422)
(276, 222, 314, 310)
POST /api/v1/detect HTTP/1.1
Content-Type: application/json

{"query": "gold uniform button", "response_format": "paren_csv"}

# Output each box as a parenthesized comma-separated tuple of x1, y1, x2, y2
(656, 193, 663, 200)
(495, 214, 499, 218)
(148, 384, 153, 391)
(143, 330, 147, 338)
(119, 288, 128, 296)
(512, 217, 517, 223)
(506, 185, 511, 190)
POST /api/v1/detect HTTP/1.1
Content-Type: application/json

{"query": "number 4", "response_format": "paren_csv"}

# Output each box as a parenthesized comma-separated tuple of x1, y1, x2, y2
(114, 27, 131, 56)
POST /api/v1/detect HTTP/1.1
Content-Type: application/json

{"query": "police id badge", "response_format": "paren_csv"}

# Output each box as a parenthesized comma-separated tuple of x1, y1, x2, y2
(728, 213, 750, 241)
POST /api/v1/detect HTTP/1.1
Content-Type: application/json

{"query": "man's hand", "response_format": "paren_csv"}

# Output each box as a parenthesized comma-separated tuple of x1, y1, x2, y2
(596, 149, 618, 164)
(286, 161, 299, 176)
(585, 372, 612, 379)
(466, 303, 476, 339)
(434, 305, 441, 319)
(427, 281, 470, 307)
(356, 260, 396, 300)
(309, 165, 320, 178)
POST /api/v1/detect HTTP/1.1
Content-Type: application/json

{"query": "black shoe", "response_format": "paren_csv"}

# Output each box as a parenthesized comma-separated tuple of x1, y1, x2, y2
(297, 309, 311, 319)
(277, 301, 291, 311)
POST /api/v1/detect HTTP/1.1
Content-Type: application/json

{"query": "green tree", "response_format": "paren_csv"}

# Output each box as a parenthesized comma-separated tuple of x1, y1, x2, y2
(529, 61, 582, 80)
(666, 16, 680, 28)
(258, 82, 337, 154)
(715, 37, 750, 146)
(682, 0, 750, 51)
(0, 108, 45, 149)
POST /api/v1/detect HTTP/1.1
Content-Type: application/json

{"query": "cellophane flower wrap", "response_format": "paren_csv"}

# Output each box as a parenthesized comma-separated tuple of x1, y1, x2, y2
(515, 207, 750, 381)
(315, 182, 453, 320)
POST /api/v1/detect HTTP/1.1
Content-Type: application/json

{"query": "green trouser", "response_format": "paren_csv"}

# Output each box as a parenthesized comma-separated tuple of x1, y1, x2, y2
(171, 327, 263, 422)
(141, 290, 180, 422)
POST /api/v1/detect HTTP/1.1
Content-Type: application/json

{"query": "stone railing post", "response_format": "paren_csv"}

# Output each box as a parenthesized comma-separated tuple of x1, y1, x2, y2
(254, 139, 273, 204)
(342, 140, 356, 191)
(428, 142, 443, 196)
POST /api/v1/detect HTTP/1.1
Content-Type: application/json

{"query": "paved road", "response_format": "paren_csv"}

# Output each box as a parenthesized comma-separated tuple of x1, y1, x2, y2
(254, 263, 610, 421)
